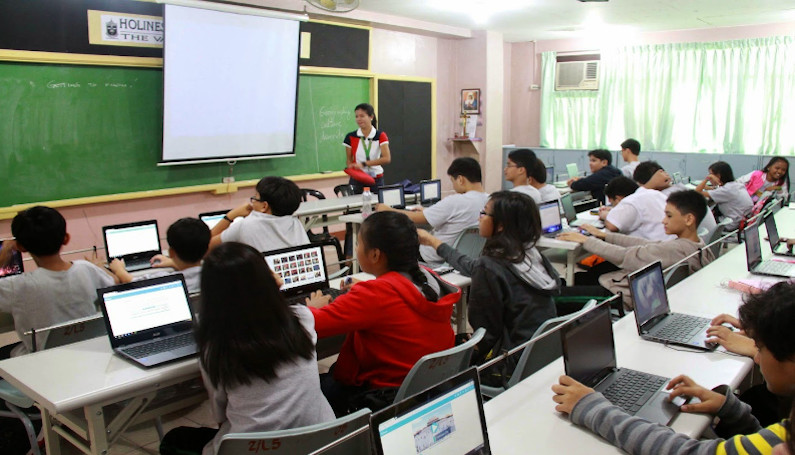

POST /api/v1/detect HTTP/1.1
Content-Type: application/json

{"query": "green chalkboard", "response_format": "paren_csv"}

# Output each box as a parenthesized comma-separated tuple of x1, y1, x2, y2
(0, 62, 369, 207)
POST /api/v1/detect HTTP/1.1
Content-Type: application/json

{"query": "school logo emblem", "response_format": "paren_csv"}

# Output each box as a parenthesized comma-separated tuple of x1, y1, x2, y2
(105, 20, 118, 38)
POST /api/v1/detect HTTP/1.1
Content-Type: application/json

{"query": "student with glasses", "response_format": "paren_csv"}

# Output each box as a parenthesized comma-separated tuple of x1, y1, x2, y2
(208, 176, 309, 253)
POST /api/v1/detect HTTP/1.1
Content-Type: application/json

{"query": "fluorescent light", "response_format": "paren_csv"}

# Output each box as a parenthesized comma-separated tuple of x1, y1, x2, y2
(429, 0, 529, 24)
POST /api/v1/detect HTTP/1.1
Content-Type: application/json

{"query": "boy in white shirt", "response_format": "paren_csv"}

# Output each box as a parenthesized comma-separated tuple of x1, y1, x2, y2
(619, 138, 641, 179)
(109, 217, 209, 293)
(377, 157, 489, 264)
(604, 162, 675, 241)
(0, 206, 116, 357)
(531, 158, 561, 204)
(209, 176, 309, 253)
(695, 161, 754, 231)
(504, 149, 542, 203)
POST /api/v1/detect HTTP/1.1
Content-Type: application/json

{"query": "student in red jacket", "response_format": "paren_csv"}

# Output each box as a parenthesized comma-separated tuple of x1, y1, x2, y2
(307, 211, 461, 415)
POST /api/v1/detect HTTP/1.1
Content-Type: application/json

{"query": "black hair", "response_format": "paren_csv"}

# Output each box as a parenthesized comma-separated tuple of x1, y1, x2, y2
(588, 149, 612, 166)
(167, 218, 211, 263)
(359, 211, 439, 301)
(507, 149, 538, 176)
(762, 156, 790, 188)
(447, 157, 482, 183)
(739, 281, 795, 361)
(621, 138, 641, 155)
(11, 206, 66, 256)
(256, 176, 303, 216)
(481, 191, 542, 263)
(604, 176, 639, 200)
(665, 190, 708, 225)
(633, 161, 664, 184)
(708, 161, 736, 184)
(355, 103, 377, 129)
(531, 158, 548, 184)
(197, 242, 315, 388)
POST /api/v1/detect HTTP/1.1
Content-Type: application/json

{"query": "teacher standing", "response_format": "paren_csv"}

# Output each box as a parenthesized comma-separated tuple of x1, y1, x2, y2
(343, 103, 391, 194)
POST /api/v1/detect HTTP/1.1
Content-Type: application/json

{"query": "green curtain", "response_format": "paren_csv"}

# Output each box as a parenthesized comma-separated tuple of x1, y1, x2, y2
(540, 36, 795, 155)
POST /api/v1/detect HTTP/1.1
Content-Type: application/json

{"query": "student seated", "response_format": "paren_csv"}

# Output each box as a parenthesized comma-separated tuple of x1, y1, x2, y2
(109, 217, 209, 293)
(531, 158, 561, 204)
(417, 191, 560, 376)
(504, 149, 542, 203)
(0, 206, 116, 357)
(598, 176, 639, 231)
(619, 138, 642, 179)
(552, 281, 795, 455)
(695, 161, 753, 231)
(603, 163, 673, 241)
(376, 157, 489, 265)
(160, 242, 334, 455)
(209, 176, 309, 252)
(738, 156, 790, 203)
(567, 149, 622, 203)
(307, 212, 460, 415)
(558, 190, 714, 309)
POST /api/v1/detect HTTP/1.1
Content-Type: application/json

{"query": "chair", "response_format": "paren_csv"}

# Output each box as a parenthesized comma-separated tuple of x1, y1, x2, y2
(0, 381, 40, 455)
(707, 218, 734, 258)
(300, 188, 348, 277)
(334, 184, 357, 258)
(28, 313, 107, 352)
(451, 225, 486, 259)
(217, 408, 372, 455)
(393, 327, 486, 402)
(663, 262, 690, 288)
(481, 300, 597, 398)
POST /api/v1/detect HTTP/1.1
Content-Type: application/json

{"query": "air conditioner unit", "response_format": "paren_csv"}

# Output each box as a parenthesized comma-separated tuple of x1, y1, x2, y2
(555, 54, 600, 91)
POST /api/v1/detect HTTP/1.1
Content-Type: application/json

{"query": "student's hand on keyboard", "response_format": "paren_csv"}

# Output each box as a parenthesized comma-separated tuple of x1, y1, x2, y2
(666, 375, 725, 414)
(340, 277, 360, 291)
(306, 290, 332, 309)
(150, 254, 173, 269)
(706, 326, 757, 357)
(556, 232, 588, 244)
(108, 258, 126, 274)
(551, 375, 595, 415)
(580, 223, 605, 239)
(711, 314, 742, 331)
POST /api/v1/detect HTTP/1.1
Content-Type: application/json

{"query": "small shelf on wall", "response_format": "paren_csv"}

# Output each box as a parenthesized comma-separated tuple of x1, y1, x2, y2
(448, 137, 483, 142)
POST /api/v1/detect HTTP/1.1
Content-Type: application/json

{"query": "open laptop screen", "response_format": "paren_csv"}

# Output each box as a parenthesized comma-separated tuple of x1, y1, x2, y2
(420, 180, 442, 204)
(263, 244, 327, 292)
(744, 223, 763, 270)
(0, 241, 23, 278)
(629, 262, 670, 328)
(104, 221, 160, 259)
(379, 185, 405, 209)
(562, 303, 616, 387)
(373, 369, 489, 455)
(539, 201, 563, 234)
(198, 210, 230, 230)
(545, 166, 554, 184)
(765, 214, 780, 246)
(102, 278, 193, 340)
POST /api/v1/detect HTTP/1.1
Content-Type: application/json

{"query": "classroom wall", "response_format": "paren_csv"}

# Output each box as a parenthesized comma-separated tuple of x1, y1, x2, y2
(511, 20, 795, 147)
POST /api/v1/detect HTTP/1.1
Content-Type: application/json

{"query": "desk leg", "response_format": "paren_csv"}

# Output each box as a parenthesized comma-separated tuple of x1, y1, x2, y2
(41, 407, 63, 455)
(351, 222, 360, 274)
(84, 404, 110, 455)
(456, 288, 469, 334)
(565, 250, 576, 285)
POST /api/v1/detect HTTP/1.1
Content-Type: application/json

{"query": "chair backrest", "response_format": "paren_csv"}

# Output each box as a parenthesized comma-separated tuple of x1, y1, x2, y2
(707, 217, 734, 257)
(217, 408, 372, 455)
(663, 261, 690, 289)
(451, 225, 486, 260)
(333, 184, 356, 198)
(394, 327, 486, 402)
(301, 188, 330, 236)
(506, 299, 597, 388)
(29, 314, 107, 352)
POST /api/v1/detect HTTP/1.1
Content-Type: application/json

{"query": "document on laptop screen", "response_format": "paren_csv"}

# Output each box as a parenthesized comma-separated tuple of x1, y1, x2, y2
(423, 183, 440, 200)
(106, 224, 160, 258)
(382, 189, 403, 208)
(264, 246, 326, 291)
(104, 281, 192, 338)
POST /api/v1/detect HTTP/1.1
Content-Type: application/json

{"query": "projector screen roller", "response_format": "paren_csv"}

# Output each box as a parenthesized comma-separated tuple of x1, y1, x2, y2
(162, 4, 300, 164)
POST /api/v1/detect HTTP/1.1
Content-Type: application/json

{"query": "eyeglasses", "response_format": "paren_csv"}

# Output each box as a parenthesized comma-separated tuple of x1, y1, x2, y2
(504, 163, 518, 169)
(250, 196, 264, 204)
(479, 210, 493, 218)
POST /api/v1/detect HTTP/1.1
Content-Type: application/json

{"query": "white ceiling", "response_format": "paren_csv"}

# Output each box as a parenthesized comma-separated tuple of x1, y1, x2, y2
(351, 0, 795, 42)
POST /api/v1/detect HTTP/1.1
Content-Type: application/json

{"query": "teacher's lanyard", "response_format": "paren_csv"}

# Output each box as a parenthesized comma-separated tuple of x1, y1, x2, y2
(360, 136, 373, 161)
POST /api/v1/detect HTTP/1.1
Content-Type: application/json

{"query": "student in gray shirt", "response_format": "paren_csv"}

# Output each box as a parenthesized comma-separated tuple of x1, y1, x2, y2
(695, 161, 753, 231)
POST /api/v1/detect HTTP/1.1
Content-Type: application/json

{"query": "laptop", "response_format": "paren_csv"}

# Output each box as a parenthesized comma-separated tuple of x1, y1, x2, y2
(540, 200, 564, 237)
(102, 220, 162, 272)
(420, 179, 442, 206)
(262, 243, 344, 305)
(378, 184, 406, 209)
(198, 210, 230, 230)
(545, 166, 554, 185)
(561, 301, 682, 425)
(566, 163, 580, 179)
(745, 221, 795, 278)
(0, 240, 24, 279)
(371, 368, 491, 455)
(628, 262, 716, 351)
(98, 274, 197, 367)
(764, 213, 795, 257)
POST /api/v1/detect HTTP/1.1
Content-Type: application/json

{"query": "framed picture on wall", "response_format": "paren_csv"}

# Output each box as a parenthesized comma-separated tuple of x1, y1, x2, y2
(461, 88, 480, 114)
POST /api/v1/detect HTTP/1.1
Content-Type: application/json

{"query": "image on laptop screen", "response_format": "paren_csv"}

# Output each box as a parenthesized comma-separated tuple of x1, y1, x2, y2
(104, 222, 160, 260)
(545, 166, 554, 184)
(421, 180, 442, 204)
(629, 263, 669, 327)
(263, 245, 327, 291)
(376, 375, 488, 455)
(102, 279, 193, 340)
(539, 201, 563, 234)
(0, 241, 23, 279)
(198, 210, 230, 230)
(379, 185, 405, 208)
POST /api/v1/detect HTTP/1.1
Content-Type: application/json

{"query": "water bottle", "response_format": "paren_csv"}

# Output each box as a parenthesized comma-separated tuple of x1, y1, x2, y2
(361, 187, 373, 219)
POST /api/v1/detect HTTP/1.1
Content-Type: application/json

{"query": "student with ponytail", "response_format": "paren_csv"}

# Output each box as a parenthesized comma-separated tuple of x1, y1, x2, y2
(307, 211, 460, 415)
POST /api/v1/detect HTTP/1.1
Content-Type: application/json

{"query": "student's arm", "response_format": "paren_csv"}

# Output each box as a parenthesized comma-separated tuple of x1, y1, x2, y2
(603, 231, 653, 247)
(467, 264, 506, 355)
(308, 282, 386, 338)
(108, 259, 133, 284)
(363, 142, 391, 167)
(435, 243, 477, 276)
(605, 204, 639, 234)
(694, 178, 713, 199)
(210, 202, 252, 237)
(375, 204, 428, 224)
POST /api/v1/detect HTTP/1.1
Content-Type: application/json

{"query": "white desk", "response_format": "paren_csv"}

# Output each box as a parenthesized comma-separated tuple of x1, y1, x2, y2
(482, 209, 795, 454)
(0, 337, 203, 455)
(296, 193, 419, 231)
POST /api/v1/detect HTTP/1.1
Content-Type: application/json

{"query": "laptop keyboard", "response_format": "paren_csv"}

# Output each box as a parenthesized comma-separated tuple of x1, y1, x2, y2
(756, 261, 795, 276)
(602, 370, 668, 414)
(652, 314, 711, 344)
(125, 258, 152, 272)
(286, 288, 346, 306)
(121, 332, 195, 359)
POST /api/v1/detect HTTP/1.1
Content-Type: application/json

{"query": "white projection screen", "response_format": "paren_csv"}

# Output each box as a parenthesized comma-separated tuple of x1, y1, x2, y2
(161, 4, 301, 164)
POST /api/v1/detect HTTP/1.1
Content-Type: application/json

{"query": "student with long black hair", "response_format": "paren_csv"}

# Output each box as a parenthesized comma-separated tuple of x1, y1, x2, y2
(308, 211, 461, 415)
(695, 161, 753, 231)
(160, 242, 333, 455)
(418, 191, 560, 371)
